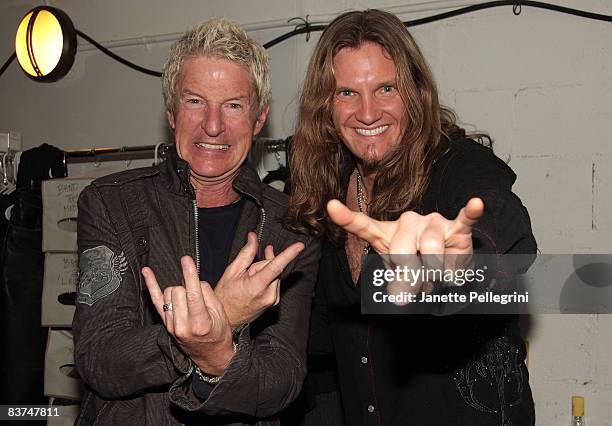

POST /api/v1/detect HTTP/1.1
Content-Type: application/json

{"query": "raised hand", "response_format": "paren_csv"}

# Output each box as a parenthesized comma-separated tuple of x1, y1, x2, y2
(327, 197, 484, 256)
(142, 256, 234, 376)
(214, 232, 304, 329)
(328, 198, 484, 298)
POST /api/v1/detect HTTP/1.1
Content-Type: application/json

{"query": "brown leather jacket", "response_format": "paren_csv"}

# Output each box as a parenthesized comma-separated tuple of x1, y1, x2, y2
(73, 148, 320, 425)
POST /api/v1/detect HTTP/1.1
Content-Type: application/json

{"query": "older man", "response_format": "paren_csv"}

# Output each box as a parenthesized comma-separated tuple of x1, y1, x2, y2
(73, 19, 319, 425)
(287, 9, 536, 426)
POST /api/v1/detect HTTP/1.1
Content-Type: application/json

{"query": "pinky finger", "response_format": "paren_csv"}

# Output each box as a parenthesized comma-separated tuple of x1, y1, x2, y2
(142, 267, 165, 321)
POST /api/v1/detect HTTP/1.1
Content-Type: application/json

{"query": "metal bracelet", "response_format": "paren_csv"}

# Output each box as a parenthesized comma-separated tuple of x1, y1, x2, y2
(192, 342, 238, 385)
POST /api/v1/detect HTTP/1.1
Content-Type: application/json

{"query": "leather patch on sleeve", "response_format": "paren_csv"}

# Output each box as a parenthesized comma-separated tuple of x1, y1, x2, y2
(77, 245, 128, 306)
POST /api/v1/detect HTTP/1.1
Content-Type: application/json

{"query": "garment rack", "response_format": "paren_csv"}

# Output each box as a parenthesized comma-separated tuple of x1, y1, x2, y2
(65, 144, 172, 164)
(65, 139, 288, 164)
(260, 139, 287, 151)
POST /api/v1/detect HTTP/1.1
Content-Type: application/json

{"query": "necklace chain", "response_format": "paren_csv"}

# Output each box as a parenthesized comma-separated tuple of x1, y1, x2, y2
(356, 169, 367, 213)
(355, 169, 370, 255)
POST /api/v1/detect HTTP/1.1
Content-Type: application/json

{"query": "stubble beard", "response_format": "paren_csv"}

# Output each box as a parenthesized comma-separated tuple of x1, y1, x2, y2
(361, 158, 381, 176)
(360, 143, 382, 176)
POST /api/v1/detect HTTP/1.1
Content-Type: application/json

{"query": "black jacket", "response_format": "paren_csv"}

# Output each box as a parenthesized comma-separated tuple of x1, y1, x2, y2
(311, 138, 536, 426)
(73, 148, 320, 425)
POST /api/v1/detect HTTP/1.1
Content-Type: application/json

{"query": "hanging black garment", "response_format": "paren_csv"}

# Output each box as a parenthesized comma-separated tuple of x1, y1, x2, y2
(0, 144, 66, 424)
(15, 143, 67, 191)
(0, 190, 47, 410)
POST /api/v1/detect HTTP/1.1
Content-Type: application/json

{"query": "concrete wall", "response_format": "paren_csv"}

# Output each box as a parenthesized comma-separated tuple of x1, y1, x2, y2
(1, 0, 611, 423)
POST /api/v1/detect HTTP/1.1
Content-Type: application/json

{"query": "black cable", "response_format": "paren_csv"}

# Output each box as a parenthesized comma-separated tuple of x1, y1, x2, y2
(75, 29, 162, 77)
(0, 52, 16, 77)
(519, 0, 612, 22)
(266, 1, 612, 46)
(1, 1, 611, 79)
(263, 24, 326, 49)
(403, 1, 612, 27)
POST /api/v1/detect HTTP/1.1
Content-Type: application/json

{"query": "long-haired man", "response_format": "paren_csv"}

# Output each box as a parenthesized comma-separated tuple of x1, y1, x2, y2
(287, 9, 536, 425)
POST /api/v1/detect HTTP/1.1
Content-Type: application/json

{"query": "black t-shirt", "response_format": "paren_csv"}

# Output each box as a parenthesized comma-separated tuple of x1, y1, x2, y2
(192, 198, 243, 400)
(197, 199, 244, 287)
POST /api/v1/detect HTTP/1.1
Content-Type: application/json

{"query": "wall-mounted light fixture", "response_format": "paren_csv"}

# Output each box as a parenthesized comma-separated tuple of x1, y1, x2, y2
(15, 6, 77, 82)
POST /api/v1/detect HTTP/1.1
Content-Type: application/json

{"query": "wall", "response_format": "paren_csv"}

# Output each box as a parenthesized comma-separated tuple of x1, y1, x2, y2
(1, 0, 611, 423)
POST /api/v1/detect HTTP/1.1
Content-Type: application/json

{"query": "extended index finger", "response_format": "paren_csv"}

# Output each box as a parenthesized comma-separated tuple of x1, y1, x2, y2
(255, 241, 304, 285)
(447, 197, 485, 236)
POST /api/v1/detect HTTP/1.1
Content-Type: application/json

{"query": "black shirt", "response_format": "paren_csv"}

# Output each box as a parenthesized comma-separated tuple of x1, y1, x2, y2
(197, 199, 244, 286)
(192, 199, 243, 400)
(310, 139, 536, 426)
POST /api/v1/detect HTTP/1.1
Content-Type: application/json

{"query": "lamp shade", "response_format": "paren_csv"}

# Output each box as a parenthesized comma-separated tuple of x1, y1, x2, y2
(15, 6, 76, 82)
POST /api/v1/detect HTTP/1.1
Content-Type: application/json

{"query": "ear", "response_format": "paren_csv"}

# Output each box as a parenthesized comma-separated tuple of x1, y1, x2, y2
(252, 105, 270, 136)
(166, 111, 175, 130)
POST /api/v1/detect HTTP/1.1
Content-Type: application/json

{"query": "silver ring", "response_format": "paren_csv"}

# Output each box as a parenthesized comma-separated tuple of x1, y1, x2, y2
(162, 303, 173, 312)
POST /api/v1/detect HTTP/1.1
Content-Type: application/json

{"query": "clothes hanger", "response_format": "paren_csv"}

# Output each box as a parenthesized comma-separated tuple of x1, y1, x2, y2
(2, 152, 8, 186)
(153, 142, 163, 166)
(1, 152, 15, 195)
(262, 150, 289, 184)
(0, 154, 5, 194)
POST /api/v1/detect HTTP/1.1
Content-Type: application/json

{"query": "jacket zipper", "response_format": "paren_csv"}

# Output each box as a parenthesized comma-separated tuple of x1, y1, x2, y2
(257, 207, 266, 243)
(193, 200, 266, 274)
(181, 161, 266, 268)
(193, 200, 200, 274)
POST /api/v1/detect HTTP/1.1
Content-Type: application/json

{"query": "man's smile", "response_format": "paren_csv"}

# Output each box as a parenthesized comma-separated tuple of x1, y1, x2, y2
(354, 125, 389, 137)
(194, 141, 230, 150)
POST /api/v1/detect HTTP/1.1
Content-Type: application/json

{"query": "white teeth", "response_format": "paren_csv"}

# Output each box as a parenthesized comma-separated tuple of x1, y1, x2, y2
(354, 125, 389, 136)
(196, 142, 229, 150)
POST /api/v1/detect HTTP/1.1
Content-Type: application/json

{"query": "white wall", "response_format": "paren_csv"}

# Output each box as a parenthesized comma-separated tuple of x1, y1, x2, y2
(1, 0, 611, 423)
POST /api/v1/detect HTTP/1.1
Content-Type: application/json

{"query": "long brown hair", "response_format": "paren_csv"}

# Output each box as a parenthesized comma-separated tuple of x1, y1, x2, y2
(286, 9, 471, 242)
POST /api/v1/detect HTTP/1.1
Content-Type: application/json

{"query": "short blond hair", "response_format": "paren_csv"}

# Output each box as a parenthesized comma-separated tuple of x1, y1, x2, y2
(162, 18, 271, 114)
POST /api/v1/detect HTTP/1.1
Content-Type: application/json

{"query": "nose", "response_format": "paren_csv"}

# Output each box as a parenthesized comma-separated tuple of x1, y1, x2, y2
(355, 93, 382, 125)
(201, 104, 225, 136)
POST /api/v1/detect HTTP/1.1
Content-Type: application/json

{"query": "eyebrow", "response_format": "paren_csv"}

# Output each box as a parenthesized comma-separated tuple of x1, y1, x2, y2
(334, 79, 398, 91)
(225, 96, 250, 102)
(181, 89, 202, 97)
(181, 90, 251, 103)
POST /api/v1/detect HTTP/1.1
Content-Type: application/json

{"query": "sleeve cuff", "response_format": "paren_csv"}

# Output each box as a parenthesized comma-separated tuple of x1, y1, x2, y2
(192, 374, 215, 401)
(168, 325, 254, 414)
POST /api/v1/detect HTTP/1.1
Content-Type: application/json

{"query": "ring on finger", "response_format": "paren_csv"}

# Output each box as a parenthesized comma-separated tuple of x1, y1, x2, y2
(163, 303, 173, 312)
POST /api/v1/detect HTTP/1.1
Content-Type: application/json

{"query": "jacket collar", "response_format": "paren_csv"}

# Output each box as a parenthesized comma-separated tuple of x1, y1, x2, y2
(164, 144, 264, 207)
